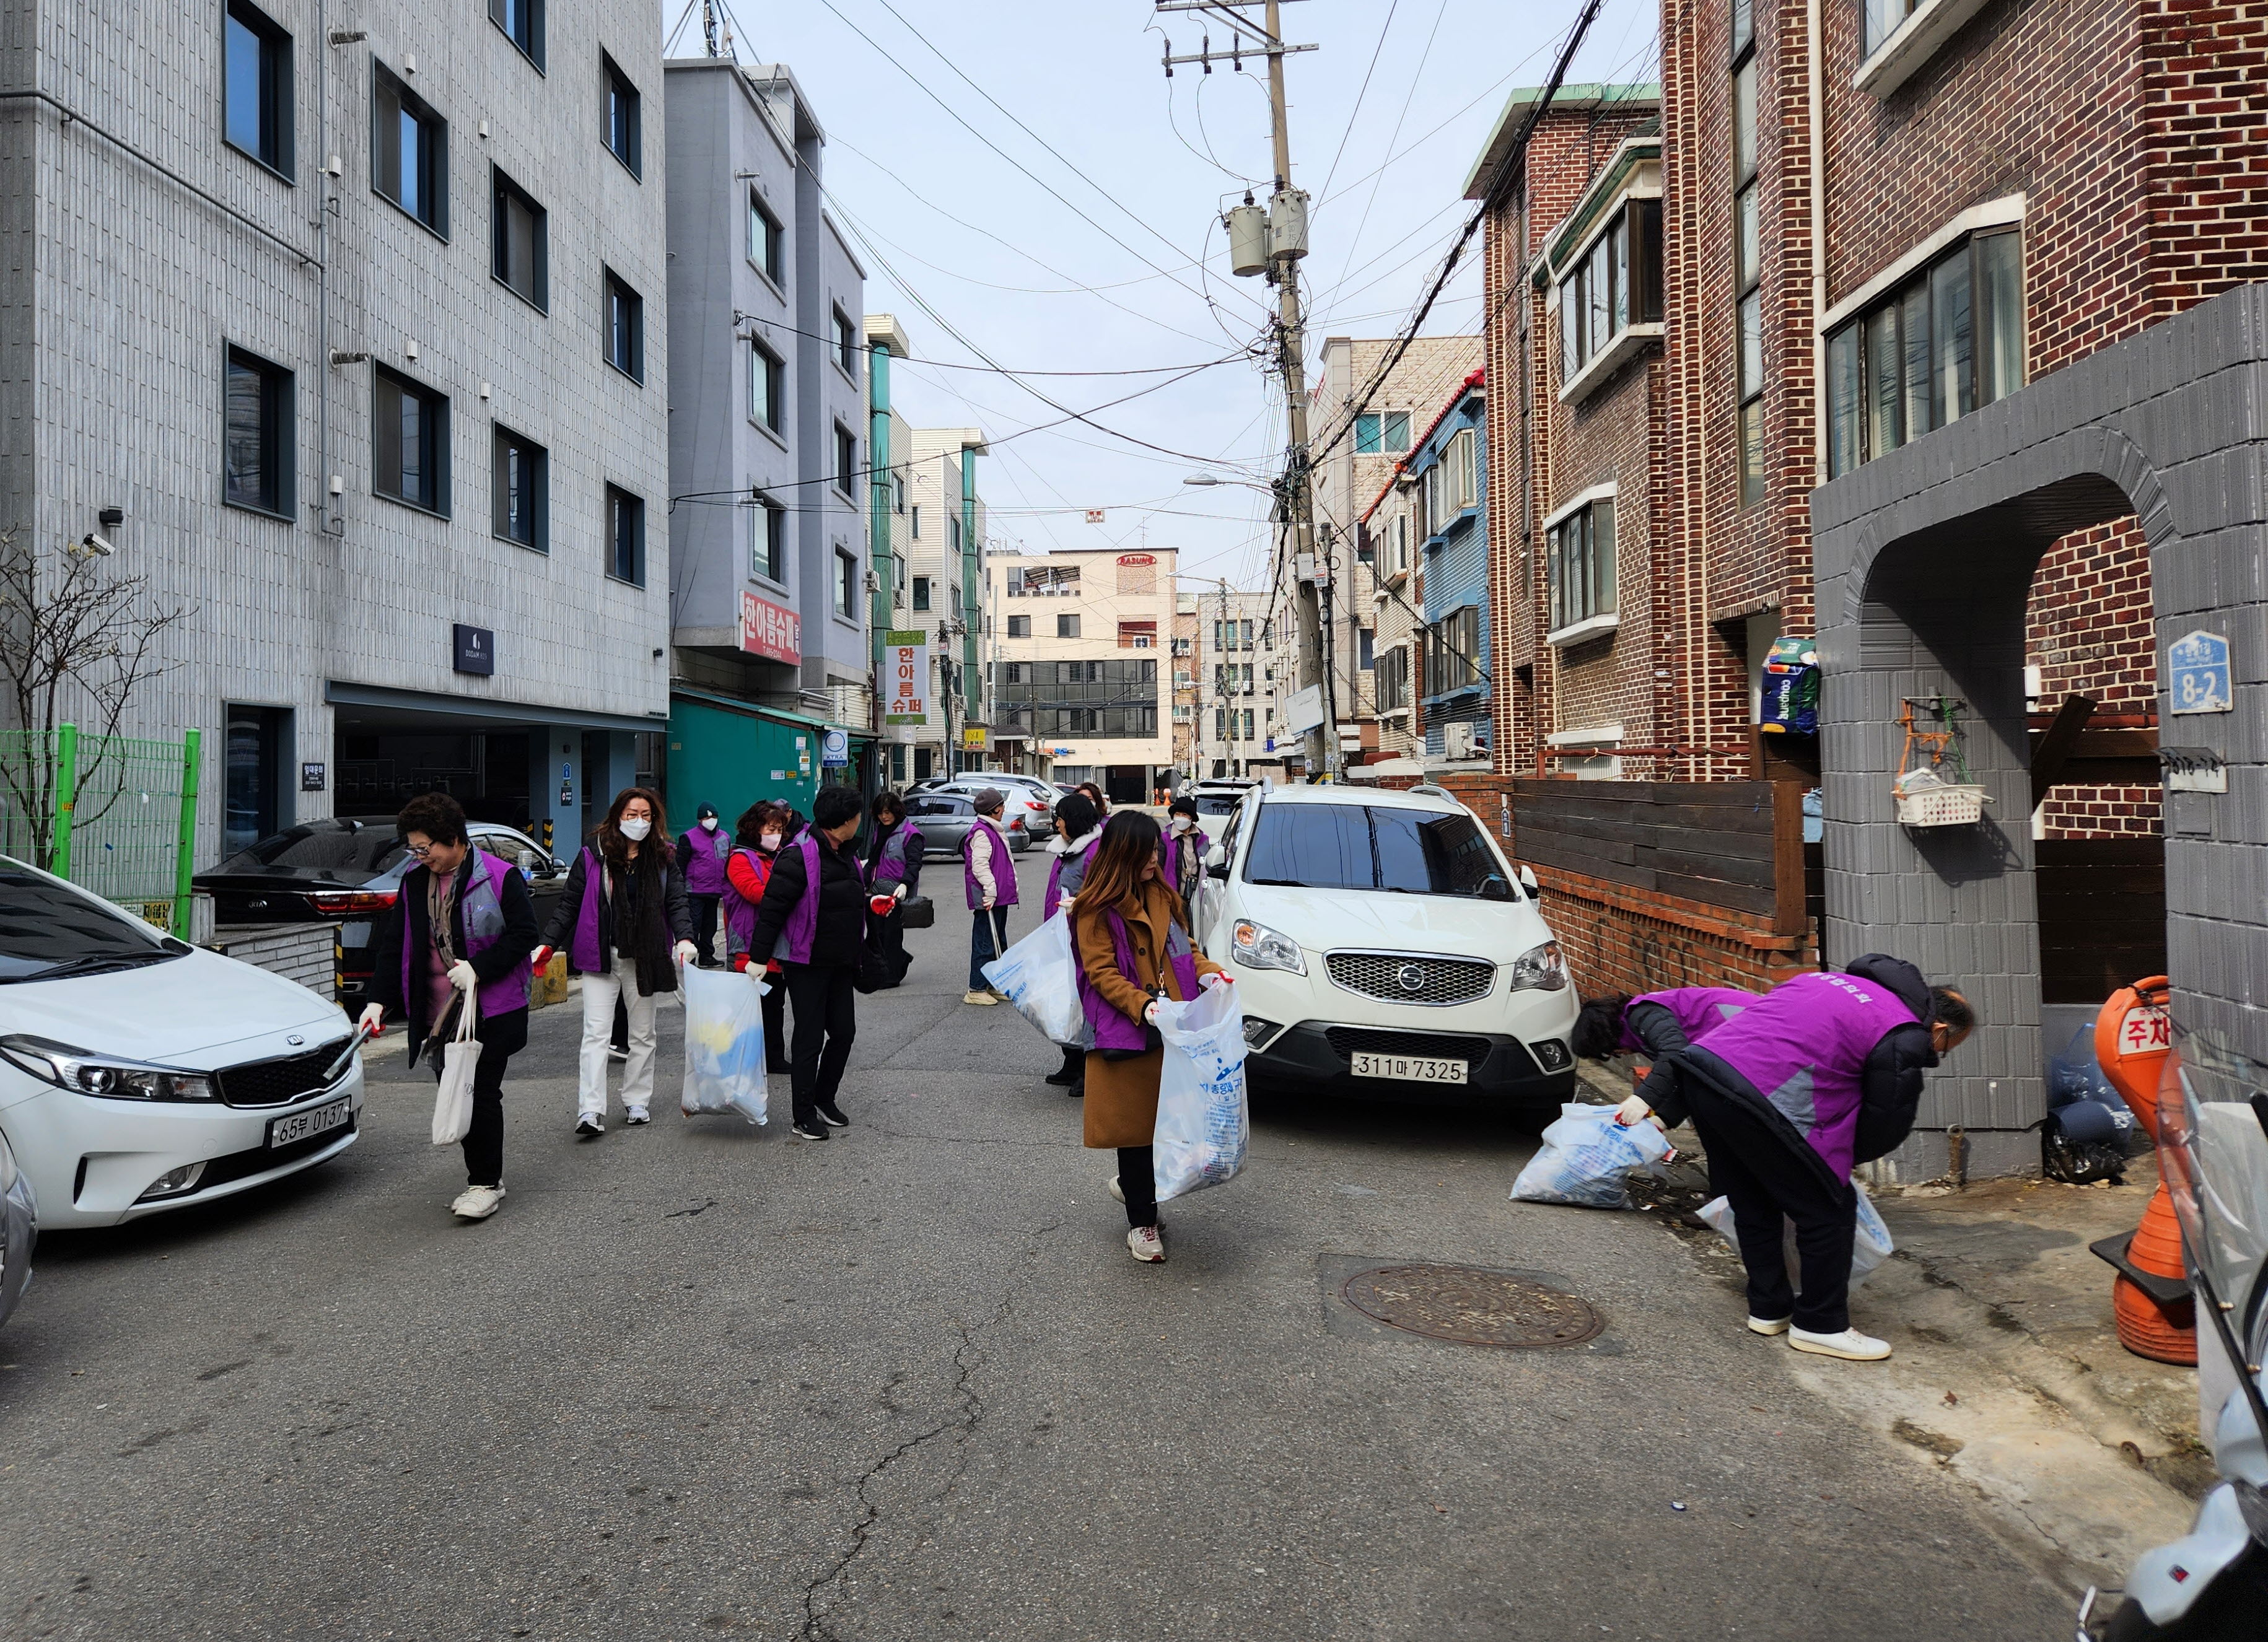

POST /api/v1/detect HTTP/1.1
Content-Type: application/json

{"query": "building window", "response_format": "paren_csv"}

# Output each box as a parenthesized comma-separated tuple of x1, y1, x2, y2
(912, 576, 931, 611)
(892, 473, 907, 515)
(910, 503, 922, 538)
(834, 307, 860, 378)
(1558, 198, 1663, 381)
(1355, 411, 1411, 454)
(491, 167, 547, 310)
(950, 515, 963, 552)
(750, 341, 784, 432)
(747, 191, 784, 283)
(835, 548, 858, 617)
(1359, 627, 1375, 670)
(223, 345, 293, 518)
(606, 486, 645, 585)
(752, 500, 786, 583)
(1007, 614, 1031, 637)
(835, 424, 858, 496)
(1732, 14, 1763, 508)
(1056, 613, 1081, 639)
(491, 424, 546, 550)
(1862, 0, 1916, 57)
(1425, 606, 1482, 695)
(373, 365, 448, 515)
(224, 2, 293, 178)
(1547, 497, 1616, 633)
(1826, 229, 2024, 478)
(374, 67, 447, 235)
(1118, 621, 1157, 650)
(893, 554, 907, 606)
(1376, 645, 1410, 712)
(604, 269, 644, 381)
(602, 53, 641, 175)
(488, 0, 543, 68)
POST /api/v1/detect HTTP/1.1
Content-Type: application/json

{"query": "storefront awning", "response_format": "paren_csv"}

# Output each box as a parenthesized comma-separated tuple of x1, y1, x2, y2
(326, 681, 668, 735)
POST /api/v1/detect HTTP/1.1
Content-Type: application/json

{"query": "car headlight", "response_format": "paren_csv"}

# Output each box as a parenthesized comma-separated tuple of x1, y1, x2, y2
(0, 1035, 217, 1101)
(1230, 918, 1305, 975)
(1507, 941, 1567, 992)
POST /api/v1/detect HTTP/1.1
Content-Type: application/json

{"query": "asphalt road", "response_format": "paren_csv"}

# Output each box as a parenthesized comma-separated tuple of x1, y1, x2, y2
(2, 847, 2072, 1640)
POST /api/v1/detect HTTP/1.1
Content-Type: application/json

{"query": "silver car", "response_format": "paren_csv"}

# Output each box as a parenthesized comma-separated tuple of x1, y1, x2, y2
(0, 1127, 32, 1330)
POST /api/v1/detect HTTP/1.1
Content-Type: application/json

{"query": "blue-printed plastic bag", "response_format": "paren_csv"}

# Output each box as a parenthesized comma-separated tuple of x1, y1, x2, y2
(1510, 1103, 1671, 1208)
(679, 965, 769, 1125)
(1151, 981, 1250, 1202)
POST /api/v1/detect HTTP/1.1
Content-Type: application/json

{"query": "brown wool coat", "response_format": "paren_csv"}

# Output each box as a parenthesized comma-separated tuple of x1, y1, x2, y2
(1073, 879, 1225, 1149)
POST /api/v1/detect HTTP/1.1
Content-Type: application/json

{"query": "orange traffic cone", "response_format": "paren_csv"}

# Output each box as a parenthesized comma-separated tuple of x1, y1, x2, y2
(2094, 978, 2197, 1365)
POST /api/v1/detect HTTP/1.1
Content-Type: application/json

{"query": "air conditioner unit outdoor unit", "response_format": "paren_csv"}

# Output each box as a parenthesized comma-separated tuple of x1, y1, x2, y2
(1441, 721, 1477, 760)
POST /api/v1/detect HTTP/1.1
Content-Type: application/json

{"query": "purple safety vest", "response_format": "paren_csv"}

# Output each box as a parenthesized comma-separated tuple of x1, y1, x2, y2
(1162, 825, 1210, 894)
(766, 834, 828, 965)
(868, 820, 923, 889)
(1042, 835, 1101, 922)
(681, 826, 732, 895)
(398, 849, 530, 1018)
(1620, 986, 1756, 1053)
(961, 818, 1020, 910)
(721, 847, 768, 958)
(1075, 906, 1201, 1053)
(1697, 971, 1920, 1179)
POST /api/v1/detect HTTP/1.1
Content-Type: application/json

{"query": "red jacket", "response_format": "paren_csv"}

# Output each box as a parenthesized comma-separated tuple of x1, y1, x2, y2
(725, 850, 781, 973)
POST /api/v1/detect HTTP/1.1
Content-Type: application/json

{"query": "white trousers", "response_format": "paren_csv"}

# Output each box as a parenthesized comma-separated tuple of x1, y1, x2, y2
(579, 955, 657, 1117)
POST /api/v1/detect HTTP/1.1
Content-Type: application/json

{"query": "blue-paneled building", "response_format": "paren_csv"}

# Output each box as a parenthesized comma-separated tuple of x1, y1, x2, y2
(1411, 372, 1491, 761)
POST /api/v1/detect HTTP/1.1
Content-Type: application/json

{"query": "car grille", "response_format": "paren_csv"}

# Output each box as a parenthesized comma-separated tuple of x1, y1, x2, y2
(216, 1042, 352, 1108)
(195, 1117, 359, 1191)
(1324, 951, 1495, 1006)
(1323, 1027, 1496, 1066)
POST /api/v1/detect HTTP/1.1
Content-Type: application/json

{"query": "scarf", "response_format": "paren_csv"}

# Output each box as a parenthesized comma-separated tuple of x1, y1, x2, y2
(606, 848, 678, 996)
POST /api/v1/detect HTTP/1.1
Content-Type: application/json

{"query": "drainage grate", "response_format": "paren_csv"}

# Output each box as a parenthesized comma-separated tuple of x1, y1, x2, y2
(1339, 1264, 1603, 1348)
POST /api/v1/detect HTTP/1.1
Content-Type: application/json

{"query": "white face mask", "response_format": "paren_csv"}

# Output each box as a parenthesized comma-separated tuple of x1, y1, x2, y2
(700, 816, 717, 831)
(619, 816, 652, 842)
(1170, 817, 1193, 834)
(760, 831, 782, 850)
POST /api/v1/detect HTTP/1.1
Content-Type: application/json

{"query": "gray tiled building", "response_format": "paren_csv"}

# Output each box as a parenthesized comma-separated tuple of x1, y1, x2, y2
(0, 0, 671, 862)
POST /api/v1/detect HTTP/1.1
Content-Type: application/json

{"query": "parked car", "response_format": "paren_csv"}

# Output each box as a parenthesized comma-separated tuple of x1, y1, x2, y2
(1188, 778, 1260, 826)
(904, 791, 1033, 860)
(933, 776, 1048, 849)
(0, 855, 367, 1229)
(0, 1126, 32, 1330)
(195, 816, 569, 1012)
(1197, 784, 1577, 1118)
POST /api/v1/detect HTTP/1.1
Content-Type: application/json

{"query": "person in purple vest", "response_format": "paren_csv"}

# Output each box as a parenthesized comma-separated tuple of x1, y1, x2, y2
(532, 788, 698, 1137)
(1039, 790, 1103, 1094)
(745, 784, 870, 1141)
(1652, 956, 1975, 1361)
(722, 800, 791, 1075)
(1161, 796, 1211, 907)
(1072, 811, 1230, 1263)
(1571, 986, 1759, 1119)
(676, 803, 732, 968)
(861, 789, 923, 987)
(960, 788, 1021, 1007)
(362, 792, 539, 1221)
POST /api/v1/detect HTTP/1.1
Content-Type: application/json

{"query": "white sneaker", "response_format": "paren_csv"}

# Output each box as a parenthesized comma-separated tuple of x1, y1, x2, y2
(1748, 1315, 1792, 1336)
(576, 1114, 604, 1138)
(1126, 1225, 1166, 1264)
(624, 1107, 650, 1126)
(1789, 1325, 1891, 1361)
(1107, 1175, 1124, 1203)
(962, 989, 1000, 1006)
(451, 1184, 506, 1220)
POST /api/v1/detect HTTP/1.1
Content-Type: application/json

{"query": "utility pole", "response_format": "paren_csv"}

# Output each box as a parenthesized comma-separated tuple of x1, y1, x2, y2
(1159, 0, 1329, 777)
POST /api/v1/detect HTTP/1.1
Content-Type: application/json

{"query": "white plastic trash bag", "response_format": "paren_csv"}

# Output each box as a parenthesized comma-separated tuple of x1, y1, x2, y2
(1510, 1102, 1671, 1208)
(1151, 981, 1250, 1202)
(1696, 1181, 1893, 1286)
(431, 985, 479, 1146)
(981, 912, 1092, 1048)
(679, 965, 769, 1125)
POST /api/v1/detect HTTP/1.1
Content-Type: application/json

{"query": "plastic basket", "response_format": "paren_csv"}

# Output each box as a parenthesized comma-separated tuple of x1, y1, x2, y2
(1896, 784, 1991, 828)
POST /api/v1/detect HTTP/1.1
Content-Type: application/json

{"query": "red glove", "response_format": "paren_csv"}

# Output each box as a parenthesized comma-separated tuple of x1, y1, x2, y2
(869, 896, 895, 917)
(530, 945, 554, 971)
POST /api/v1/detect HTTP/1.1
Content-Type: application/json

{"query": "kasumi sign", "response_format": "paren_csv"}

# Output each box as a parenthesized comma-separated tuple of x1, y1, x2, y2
(740, 590, 801, 664)
(883, 629, 929, 727)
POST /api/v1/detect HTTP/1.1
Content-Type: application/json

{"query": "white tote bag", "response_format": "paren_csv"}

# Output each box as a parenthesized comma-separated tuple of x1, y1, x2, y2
(431, 984, 481, 1146)
(680, 964, 771, 1125)
(1151, 981, 1250, 1202)
(982, 912, 1092, 1047)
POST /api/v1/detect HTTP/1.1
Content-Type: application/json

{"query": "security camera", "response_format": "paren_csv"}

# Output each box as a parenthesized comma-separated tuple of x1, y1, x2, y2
(79, 532, 115, 557)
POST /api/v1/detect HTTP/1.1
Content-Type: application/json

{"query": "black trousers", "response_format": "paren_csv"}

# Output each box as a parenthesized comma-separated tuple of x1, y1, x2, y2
(1118, 1145, 1157, 1229)
(783, 961, 857, 1124)
(763, 972, 789, 1073)
(688, 894, 722, 965)
(1684, 1080, 1858, 1334)
(870, 909, 909, 983)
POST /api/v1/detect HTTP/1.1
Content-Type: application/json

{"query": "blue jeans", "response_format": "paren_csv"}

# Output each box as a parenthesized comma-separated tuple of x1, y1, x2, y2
(969, 906, 1009, 991)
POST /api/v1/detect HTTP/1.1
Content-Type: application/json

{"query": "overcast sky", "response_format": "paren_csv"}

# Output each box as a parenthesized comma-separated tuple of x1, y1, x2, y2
(658, 0, 1660, 587)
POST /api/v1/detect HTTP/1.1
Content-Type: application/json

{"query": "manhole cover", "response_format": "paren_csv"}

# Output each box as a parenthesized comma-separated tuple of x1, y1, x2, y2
(1339, 1264, 1604, 1348)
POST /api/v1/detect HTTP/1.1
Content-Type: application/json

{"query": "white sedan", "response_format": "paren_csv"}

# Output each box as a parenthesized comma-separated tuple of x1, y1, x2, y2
(1198, 784, 1578, 1119)
(0, 856, 364, 1231)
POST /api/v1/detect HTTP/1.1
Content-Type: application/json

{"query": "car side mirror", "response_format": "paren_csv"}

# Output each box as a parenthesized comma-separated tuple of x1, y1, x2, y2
(1204, 843, 1224, 868)
(1517, 864, 1540, 900)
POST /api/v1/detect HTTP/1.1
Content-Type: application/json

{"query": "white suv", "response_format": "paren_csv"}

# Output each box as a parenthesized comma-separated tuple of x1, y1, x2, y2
(1199, 784, 1577, 1116)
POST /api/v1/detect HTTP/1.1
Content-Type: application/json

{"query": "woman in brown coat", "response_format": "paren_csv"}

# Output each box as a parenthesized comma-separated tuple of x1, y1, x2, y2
(1072, 810, 1228, 1263)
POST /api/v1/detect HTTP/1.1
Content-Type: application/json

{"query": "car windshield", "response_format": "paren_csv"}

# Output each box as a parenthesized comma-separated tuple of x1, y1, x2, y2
(1241, 804, 1513, 897)
(0, 865, 186, 981)
(213, 819, 406, 876)
(1193, 793, 1242, 818)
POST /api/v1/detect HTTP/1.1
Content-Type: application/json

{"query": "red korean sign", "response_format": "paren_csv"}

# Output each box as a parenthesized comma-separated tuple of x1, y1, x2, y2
(740, 590, 801, 664)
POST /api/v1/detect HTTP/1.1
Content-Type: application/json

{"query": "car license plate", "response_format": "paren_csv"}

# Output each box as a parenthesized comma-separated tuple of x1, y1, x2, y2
(1350, 1051, 1468, 1084)
(268, 1097, 351, 1149)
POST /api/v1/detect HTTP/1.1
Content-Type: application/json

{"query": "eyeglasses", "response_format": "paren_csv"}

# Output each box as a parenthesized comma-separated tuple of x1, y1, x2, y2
(405, 842, 435, 858)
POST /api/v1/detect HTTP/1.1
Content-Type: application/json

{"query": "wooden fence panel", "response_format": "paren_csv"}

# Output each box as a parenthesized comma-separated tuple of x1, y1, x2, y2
(1510, 780, 1806, 934)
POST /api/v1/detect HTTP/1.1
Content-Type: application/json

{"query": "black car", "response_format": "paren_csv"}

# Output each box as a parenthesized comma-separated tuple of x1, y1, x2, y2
(193, 817, 569, 1010)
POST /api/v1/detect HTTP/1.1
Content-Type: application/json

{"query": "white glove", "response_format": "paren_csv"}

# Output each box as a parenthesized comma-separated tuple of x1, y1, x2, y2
(356, 1003, 385, 1037)
(673, 940, 699, 966)
(446, 959, 477, 992)
(1614, 1094, 1653, 1127)
(893, 882, 908, 901)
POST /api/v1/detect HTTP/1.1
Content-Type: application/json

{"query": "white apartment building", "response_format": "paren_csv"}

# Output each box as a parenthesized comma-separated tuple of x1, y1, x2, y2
(903, 428, 987, 779)
(1184, 585, 1284, 780)
(989, 548, 1175, 804)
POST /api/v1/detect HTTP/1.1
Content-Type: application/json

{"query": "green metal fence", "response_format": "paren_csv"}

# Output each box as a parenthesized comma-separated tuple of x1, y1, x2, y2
(0, 724, 201, 935)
